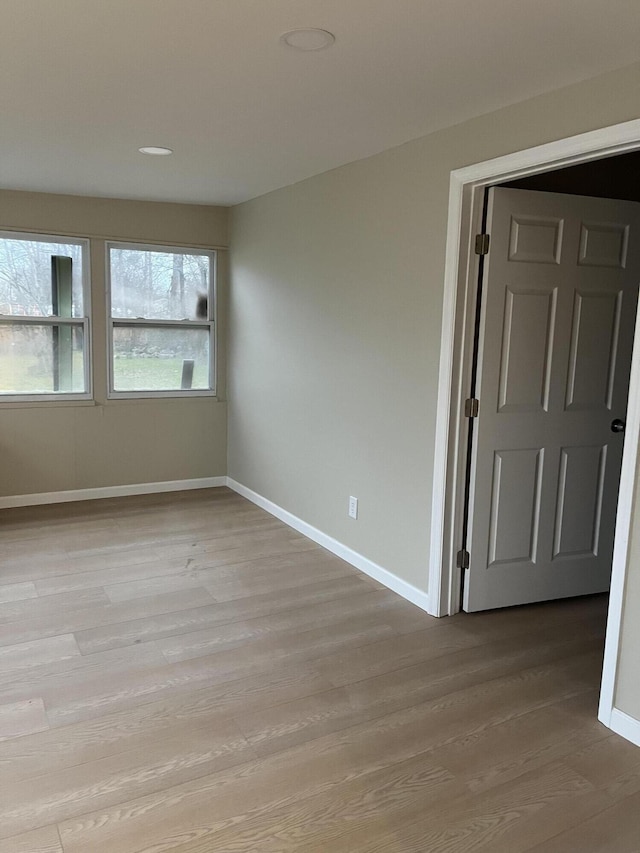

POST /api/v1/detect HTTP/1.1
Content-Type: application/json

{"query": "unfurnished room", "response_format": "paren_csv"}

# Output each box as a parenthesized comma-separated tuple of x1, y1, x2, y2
(2, 2, 640, 851)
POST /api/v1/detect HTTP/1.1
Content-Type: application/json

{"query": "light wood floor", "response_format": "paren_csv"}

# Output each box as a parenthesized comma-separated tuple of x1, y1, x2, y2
(0, 488, 638, 852)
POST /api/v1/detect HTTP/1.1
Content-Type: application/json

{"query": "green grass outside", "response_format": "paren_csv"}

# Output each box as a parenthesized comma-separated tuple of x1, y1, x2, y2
(113, 356, 209, 391)
(0, 354, 209, 393)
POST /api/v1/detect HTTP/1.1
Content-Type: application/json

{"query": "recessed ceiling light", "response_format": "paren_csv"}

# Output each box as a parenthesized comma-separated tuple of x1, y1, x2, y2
(280, 28, 335, 51)
(138, 146, 173, 156)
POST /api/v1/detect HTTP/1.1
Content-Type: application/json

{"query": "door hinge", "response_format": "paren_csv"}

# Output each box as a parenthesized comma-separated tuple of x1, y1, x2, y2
(475, 233, 490, 255)
(456, 549, 470, 570)
(464, 397, 479, 418)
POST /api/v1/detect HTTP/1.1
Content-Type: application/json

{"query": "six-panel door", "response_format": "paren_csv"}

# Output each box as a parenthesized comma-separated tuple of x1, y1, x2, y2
(464, 187, 640, 612)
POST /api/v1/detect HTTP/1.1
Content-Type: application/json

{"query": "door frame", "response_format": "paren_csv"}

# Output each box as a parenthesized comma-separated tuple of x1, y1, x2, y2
(428, 118, 640, 741)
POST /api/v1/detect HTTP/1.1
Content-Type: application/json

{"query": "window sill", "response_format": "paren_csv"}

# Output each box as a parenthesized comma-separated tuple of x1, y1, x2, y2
(106, 390, 217, 401)
(0, 398, 97, 410)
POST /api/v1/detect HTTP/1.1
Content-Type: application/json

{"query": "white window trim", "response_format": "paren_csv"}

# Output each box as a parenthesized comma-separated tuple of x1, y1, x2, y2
(0, 231, 92, 403)
(105, 241, 217, 400)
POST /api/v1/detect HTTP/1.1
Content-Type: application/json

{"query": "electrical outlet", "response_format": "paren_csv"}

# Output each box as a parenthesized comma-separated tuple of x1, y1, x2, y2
(348, 496, 358, 519)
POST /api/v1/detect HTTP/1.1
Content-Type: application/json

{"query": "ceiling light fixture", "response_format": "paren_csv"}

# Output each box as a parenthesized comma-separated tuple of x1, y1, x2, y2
(138, 146, 173, 156)
(280, 28, 335, 51)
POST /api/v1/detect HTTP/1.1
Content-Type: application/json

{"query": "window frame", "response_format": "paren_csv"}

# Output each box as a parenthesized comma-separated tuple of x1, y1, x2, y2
(0, 230, 92, 403)
(105, 241, 217, 399)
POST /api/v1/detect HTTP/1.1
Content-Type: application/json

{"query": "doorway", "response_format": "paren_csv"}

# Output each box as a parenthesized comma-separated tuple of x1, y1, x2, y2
(427, 118, 640, 740)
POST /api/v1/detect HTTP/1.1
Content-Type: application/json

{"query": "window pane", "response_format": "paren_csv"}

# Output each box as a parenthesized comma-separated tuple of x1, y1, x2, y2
(110, 247, 211, 321)
(0, 237, 84, 317)
(112, 326, 210, 391)
(0, 324, 86, 394)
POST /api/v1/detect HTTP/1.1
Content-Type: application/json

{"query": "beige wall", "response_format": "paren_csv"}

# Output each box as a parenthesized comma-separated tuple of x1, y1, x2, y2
(229, 60, 640, 594)
(0, 190, 229, 496)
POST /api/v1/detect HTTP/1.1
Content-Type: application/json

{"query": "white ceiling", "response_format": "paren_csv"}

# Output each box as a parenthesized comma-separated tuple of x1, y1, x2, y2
(2, 0, 640, 206)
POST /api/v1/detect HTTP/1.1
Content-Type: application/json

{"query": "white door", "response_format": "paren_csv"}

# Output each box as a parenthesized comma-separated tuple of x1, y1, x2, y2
(464, 187, 640, 612)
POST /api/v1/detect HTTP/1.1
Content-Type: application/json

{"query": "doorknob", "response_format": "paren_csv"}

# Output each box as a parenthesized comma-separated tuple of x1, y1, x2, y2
(611, 419, 625, 433)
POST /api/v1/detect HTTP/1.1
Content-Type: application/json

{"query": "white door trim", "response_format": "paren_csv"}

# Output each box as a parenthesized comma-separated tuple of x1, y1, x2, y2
(429, 118, 640, 736)
(598, 295, 640, 726)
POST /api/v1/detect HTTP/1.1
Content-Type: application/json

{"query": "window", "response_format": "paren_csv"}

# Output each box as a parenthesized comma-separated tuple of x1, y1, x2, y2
(107, 243, 215, 397)
(0, 232, 91, 401)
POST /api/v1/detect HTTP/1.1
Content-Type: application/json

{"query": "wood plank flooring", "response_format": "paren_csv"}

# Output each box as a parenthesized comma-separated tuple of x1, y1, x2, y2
(0, 487, 638, 852)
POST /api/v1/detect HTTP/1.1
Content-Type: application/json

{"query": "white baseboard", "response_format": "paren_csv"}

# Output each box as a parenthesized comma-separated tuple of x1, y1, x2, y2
(0, 477, 227, 509)
(608, 708, 640, 749)
(227, 478, 431, 613)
